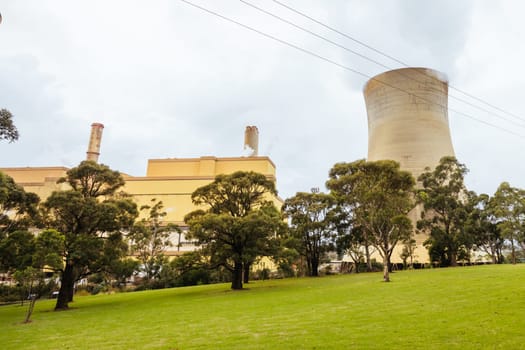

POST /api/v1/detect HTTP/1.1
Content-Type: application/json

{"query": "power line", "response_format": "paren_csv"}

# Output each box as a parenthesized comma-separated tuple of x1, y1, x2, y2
(240, 0, 525, 129)
(271, 0, 525, 125)
(179, 0, 525, 139)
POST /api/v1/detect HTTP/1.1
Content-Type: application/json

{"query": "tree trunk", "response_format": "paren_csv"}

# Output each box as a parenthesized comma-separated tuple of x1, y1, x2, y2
(365, 245, 372, 272)
(231, 261, 243, 290)
(67, 279, 75, 302)
(383, 256, 390, 282)
(352, 259, 359, 274)
(311, 259, 319, 277)
(55, 263, 75, 310)
(450, 251, 458, 267)
(243, 262, 251, 284)
(510, 239, 516, 264)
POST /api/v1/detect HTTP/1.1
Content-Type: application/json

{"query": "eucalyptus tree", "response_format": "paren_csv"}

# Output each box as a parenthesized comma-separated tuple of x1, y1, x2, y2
(491, 182, 525, 264)
(417, 157, 473, 267)
(466, 193, 504, 264)
(327, 159, 415, 282)
(129, 198, 180, 285)
(282, 191, 338, 277)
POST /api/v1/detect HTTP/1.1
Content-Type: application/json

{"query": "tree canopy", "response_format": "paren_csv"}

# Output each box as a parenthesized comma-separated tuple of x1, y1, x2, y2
(42, 161, 138, 310)
(0, 109, 19, 143)
(466, 193, 504, 264)
(327, 159, 415, 282)
(129, 198, 179, 285)
(282, 191, 337, 277)
(417, 156, 473, 267)
(491, 182, 525, 264)
(0, 171, 40, 235)
(185, 171, 283, 289)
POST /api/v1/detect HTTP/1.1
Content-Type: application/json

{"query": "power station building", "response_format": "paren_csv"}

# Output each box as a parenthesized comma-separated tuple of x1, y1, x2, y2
(1, 124, 282, 256)
(2, 67, 457, 265)
(364, 67, 456, 264)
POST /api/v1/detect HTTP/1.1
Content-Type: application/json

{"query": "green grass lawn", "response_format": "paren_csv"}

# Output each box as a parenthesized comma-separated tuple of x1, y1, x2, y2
(2, 264, 525, 349)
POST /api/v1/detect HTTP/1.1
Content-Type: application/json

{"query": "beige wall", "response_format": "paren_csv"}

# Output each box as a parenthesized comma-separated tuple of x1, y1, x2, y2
(1, 156, 282, 257)
(124, 156, 280, 225)
(0, 167, 70, 200)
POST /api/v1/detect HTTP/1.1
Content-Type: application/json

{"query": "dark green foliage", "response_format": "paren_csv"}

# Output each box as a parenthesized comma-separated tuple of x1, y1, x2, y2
(491, 182, 525, 264)
(417, 157, 473, 267)
(0, 109, 19, 143)
(108, 258, 139, 288)
(0, 171, 40, 235)
(0, 172, 41, 275)
(466, 193, 504, 264)
(0, 230, 35, 273)
(185, 171, 283, 290)
(42, 161, 138, 310)
(282, 191, 338, 277)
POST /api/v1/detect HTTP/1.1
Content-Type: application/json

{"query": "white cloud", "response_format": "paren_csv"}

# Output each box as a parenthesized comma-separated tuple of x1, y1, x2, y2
(1, 0, 525, 198)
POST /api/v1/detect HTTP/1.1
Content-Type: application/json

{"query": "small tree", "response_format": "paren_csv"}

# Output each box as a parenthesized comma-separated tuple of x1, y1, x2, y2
(399, 238, 417, 269)
(0, 109, 19, 143)
(282, 191, 337, 277)
(129, 199, 179, 285)
(335, 226, 366, 273)
(417, 157, 473, 267)
(491, 182, 525, 264)
(327, 162, 374, 271)
(467, 193, 504, 264)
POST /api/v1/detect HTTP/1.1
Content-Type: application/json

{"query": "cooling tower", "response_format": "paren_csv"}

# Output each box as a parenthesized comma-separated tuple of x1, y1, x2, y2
(364, 67, 455, 180)
(86, 122, 104, 162)
(244, 126, 259, 157)
(364, 68, 456, 264)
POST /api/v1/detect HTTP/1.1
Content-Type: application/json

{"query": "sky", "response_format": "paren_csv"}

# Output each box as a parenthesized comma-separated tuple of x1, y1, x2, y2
(1, 0, 525, 200)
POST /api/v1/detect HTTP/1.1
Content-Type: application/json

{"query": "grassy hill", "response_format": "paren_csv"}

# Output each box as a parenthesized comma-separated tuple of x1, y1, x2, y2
(2, 264, 525, 349)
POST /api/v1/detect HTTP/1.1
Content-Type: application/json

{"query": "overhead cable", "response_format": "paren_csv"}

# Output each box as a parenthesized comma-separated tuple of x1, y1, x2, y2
(179, 0, 525, 139)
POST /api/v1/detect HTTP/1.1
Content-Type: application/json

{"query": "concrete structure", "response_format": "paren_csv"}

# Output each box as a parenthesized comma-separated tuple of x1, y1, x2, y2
(363, 67, 456, 264)
(86, 123, 104, 162)
(364, 67, 455, 180)
(1, 124, 281, 257)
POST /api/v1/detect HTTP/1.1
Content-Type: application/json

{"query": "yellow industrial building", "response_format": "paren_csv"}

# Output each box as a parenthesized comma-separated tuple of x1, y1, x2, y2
(1, 125, 282, 256)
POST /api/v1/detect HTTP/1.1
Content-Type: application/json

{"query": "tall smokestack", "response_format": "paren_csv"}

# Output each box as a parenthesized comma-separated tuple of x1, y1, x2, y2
(86, 122, 104, 162)
(244, 126, 259, 157)
(364, 68, 455, 180)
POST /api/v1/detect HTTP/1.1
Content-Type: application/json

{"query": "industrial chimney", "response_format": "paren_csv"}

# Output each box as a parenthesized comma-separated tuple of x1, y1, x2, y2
(86, 122, 104, 162)
(364, 67, 455, 180)
(244, 126, 259, 157)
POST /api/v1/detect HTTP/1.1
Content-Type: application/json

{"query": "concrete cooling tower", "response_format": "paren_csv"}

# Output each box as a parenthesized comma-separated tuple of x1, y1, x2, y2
(363, 67, 456, 264)
(364, 67, 455, 180)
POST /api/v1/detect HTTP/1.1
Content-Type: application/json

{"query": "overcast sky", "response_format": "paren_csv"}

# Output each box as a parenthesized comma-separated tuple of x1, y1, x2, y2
(2, 0, 525, 199)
